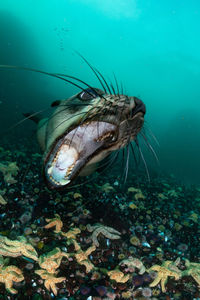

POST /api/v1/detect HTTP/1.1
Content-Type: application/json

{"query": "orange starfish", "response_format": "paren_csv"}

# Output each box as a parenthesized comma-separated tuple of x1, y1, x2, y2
(107, 269, 130, 283)
(61, 227, 81, 240)
(35, 269, 65, 296)
(0, 236, 38, 261)
(38, 247, 69, 273)
(45, 214, 63, 233)
(0, 265, 24, 294)
(72, 240, 96, 273)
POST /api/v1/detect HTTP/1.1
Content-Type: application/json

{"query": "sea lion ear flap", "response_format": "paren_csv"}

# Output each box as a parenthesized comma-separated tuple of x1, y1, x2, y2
(51, 100, 62, 107)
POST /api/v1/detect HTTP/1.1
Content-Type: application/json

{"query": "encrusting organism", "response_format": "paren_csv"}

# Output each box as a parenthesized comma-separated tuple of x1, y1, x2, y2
(87, 223, 121, 247)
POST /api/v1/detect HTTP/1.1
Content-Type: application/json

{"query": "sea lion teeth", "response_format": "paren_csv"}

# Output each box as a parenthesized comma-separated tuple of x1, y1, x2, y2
(60, 178, 70, 186)
(47, 166, 53, 175)
(64, 163, 75, 178)
(96, 132, 112, 142)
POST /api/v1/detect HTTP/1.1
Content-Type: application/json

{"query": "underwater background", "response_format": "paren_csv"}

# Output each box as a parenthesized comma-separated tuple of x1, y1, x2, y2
(0, 1, 200, 299)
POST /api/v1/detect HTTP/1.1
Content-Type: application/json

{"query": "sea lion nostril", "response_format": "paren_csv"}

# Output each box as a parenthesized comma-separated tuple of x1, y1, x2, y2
(133, 97, 146, 115)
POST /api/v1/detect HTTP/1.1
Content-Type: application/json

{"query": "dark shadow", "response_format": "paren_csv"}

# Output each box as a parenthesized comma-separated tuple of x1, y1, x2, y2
(0, 11, 51, 140)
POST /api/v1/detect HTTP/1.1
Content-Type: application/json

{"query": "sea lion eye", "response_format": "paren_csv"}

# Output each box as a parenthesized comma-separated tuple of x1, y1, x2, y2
(77, 88, 105, 101)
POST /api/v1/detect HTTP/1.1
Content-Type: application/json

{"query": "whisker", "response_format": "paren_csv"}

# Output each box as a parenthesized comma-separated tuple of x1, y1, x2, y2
(123, 143, 130, 184)
(96, 150, 121, 174)
(94, 68, 112, 95)
(67, 103, 105, 147)
(36, 102, 94, 134)
(2, 109, 49, 134)
(54, 73, 106, 99)
(74, 51, 107, 93)
(119, 148, 126, 184)
(113, 73, 120, 96)
(68, 149, 121, 191)
(135, 138, 150, 182)
(130, 141, 139, 169)
(53, 111, 90, 134)
(121, 81, 124, 95)
(140, 132, 159, 165)
(0, 65, 95, 95)
(143, 123, 160, 146)
(110, 83, 116, 96)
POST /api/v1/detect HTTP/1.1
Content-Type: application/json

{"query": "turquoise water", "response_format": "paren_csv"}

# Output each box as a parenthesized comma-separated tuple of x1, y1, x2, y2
(0, 0, 200, 184)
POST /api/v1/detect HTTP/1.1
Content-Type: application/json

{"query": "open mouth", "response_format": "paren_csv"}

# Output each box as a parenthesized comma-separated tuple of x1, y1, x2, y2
(45, 121, 117, 188)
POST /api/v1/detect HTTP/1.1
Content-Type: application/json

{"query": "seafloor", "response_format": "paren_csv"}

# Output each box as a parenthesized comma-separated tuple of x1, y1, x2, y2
(0, 136, 200, 300)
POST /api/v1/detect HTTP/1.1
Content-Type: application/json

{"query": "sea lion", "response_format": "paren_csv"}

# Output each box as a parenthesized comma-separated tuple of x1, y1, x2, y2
(0, 63, 146, 190)
(34, 88, 145, 189)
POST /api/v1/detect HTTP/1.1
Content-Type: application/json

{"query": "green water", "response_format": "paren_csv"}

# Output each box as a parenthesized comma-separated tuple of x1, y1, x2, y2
(0, 0, 200, 184)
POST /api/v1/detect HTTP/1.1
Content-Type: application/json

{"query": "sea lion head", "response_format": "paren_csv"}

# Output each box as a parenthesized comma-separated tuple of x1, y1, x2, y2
(43, 87, 146, 189)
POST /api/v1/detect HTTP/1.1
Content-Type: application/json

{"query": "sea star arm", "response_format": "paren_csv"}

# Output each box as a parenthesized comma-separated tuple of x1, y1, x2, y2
(45, 277, 66, 296)
(5, 279, 18, 294)
(149, 275, 162, 288)
(45, 214, 63, 233)
(161, 277, 168, 293)
(191, 272, 200, 286)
